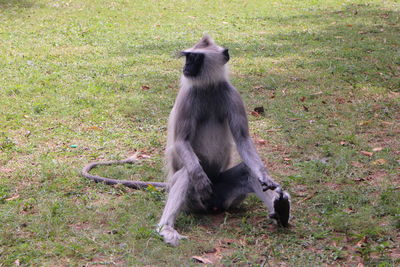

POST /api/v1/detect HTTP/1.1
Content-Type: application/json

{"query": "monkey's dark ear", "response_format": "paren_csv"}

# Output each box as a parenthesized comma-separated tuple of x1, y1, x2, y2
(223, 48, 230, 63)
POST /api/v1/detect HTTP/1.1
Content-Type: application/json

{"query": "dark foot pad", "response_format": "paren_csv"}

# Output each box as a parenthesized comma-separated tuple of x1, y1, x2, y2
(269, 191, 290, 227)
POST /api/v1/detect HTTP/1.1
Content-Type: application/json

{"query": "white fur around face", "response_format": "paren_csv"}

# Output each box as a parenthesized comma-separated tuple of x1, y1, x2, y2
(180, 35, 230, 88)
(180, 65, 228, 88)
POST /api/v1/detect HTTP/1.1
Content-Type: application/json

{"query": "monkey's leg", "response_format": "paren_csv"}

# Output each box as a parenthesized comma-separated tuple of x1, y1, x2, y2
(157, 169, 189, 246)
(213, 163, 291, 226)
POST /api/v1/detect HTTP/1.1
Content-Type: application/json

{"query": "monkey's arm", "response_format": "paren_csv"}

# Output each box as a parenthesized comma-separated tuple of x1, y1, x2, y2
(227, 90, 278, 190)
(173, 103, 212, 195)
(173, 139, 212, 198)
(174, 140, 201, 172)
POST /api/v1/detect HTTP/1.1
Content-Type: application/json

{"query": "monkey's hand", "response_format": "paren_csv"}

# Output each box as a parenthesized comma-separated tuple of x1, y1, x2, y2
(255, 168, 280, 191)
(261, 180, 280, 191)
(190, 166, 213, 199)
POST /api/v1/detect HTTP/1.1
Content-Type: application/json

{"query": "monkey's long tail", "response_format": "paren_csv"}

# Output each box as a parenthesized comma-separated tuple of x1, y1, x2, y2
(81, 156, 167, 189)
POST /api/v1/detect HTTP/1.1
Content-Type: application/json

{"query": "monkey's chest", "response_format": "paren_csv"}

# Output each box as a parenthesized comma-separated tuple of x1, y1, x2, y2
(192, 119, 232, 175)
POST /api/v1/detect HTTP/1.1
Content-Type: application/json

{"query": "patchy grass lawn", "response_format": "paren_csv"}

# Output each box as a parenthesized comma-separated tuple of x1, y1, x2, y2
(0, 0, 399, 265)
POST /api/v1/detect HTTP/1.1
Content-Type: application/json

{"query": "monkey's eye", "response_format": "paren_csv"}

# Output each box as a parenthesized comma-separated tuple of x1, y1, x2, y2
(186, 53, 195, 60)
(185, 53, 204, 63)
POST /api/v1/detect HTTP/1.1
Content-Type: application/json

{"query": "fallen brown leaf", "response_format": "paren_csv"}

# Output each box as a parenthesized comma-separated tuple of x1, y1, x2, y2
(371, 159, 387, 165)
(354, 177, 366, 182)
(192, 256, 213, 264)
(351, 162, 363, 168)
(344, 207, 355, 214)
(86, 126, 102, 131)
(298, 191, 317, 203)
(250, 111, 260, 117)
(388, 91, 400, 98)
(311, 91, 323, 96)
(256, 139, 267, 145)
(359, 120, 372, 126)
(372, 147, 383, 152)
(356, 236, 368, 248)
(6, 194, 20, 201)
(141, 85, 150, 90)
(336, 97, 346, 104)
(360, 151, 373, 157)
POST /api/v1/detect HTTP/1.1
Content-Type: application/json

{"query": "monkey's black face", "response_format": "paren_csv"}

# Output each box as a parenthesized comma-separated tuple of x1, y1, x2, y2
(182, 52, 204, 77)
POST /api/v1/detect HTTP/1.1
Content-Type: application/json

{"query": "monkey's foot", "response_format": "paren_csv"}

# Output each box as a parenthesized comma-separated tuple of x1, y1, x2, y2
(269, 190, 291, 227)
(158, 225, 188, 246)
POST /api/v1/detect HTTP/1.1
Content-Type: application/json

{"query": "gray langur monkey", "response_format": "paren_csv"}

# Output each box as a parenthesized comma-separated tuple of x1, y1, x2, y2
(81, 35, 291, 247)
(157, 35, 290, 246)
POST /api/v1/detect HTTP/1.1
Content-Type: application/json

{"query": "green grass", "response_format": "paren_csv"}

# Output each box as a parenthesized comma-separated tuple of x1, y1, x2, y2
(1, 0, 399, 265)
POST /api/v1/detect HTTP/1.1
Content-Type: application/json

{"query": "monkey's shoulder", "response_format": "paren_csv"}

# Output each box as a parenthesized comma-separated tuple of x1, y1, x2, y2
(174, 82, 242, 122)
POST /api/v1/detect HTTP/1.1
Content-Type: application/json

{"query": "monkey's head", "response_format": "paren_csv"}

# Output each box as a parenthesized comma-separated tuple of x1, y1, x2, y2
(180, 35, 229, 85)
